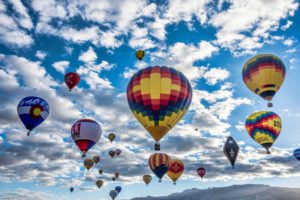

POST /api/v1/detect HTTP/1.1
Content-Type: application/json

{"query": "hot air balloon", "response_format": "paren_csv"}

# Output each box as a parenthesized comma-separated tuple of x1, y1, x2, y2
(149, 153, 171, 182)
(98, 169, 103, 175)
(223, 136, 239, 168)
(242, 54, 286, 107)
(64, 72, 80, 91)
(70, 187, 74, 193)
(294, 148, 300, 161)
(115, 149, 121, 156)
(17, 96, 49, 136)
(115, 172, 120, 179)
(110, 190, 118, 200)
(71, 119, 102, 157)
(167, 159, 184, 185)
(143, 175, 152, 186)
(93, 155, 100, 164)
(115, 186, 122, 193)
(108, 133, 116, 142)
(84, 158, 94, 171)
(245, 111, 282, 154)
(96, 180, 103, 189)
(127, 66, 192, 150)
(135, 50, 145, 61)
(197, 167, 205, 179)
(112, 177, 116, 181)
(109, 150, 116, 158)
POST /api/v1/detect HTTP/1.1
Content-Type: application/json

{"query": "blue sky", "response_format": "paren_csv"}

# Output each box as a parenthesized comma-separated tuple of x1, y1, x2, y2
(1, 0, 300, 199)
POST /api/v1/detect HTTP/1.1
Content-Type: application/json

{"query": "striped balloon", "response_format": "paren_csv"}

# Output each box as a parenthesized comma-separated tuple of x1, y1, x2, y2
(148, 153, 171, 182)
(127, 66, 192, 150)
(242, 54, 286, 107)
(71, 119, 102, 157)
(167, 159, 184, 184)
(245, 111, 282, 154)
(294, 148, 300, 161)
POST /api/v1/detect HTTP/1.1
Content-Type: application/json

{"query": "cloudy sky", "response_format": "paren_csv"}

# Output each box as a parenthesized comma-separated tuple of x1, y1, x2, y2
(0, 0, 300, 199)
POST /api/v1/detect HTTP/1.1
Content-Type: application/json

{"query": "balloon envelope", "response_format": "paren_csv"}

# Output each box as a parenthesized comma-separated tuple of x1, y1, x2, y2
(197, 167, 206, 178)
(143, 175, 152, 185)
(71, 119, 102, 157)
(109, 150, 116, 158)
(294, 148, 300, 161)
(96, 180, 103, 188)
(135, 50, 145, 61)
(242, 54, 286, 107)
(115, 149, 121, 156)
(84, 158, 94, 171)
(70, 187, 74, 193)
(115, 186, 122, 193)
(167, 159, 184, 184)
(245, 111, 282, 154)
(127, 66, 192, 149)
(149, 153, 171, 181)
(17, 96, 49, 135)
(93, 155, 100, 164)
(108, 133, 116, 142)
(98, 169, 103, 175)
(115, 172, 120, 179)
(64, 72, 80, 91)
(110, 190, 118, 200)
(223, 136, 239, 168)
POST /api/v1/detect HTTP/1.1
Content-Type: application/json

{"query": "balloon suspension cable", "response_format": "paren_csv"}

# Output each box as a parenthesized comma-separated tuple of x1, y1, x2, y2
(267, 102, 273, 107)
(27, 131, 30, 136)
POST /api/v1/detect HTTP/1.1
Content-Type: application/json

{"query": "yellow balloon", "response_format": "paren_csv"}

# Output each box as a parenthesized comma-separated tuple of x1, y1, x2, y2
(84, 158, 94, 171)
(143, 175, 152, 185)
(96, 180, 103, 189)
(135, 50, 145, 61)
(167, 159, 184, 184)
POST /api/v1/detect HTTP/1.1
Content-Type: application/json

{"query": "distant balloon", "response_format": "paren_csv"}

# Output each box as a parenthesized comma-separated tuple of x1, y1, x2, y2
(294, 148, 300, 161)
(93, 155, 100, 164)
(135, 50, 145, 61)
(71, 119, 102, 157)
(109, 150, 116, 158)
(115, 149, 121, 156)
(112, 177, 116, 181)
(70, 187, 74, 193)
(223, 136, 239, 169)
(149, 153, 171, 182)
(108, 133, 116, 142)
(96, 180, 104, 189)
(197, 167, 206, 179)
(84, 158, 94, 171)
(245, 111, 282, 154)
(110, 190, 118, 200)
(17, 96, 49, 136)
(115, 172, 120, 179)
(127, 66, 192, 150)
(242, 54, 286, 107)
(115, 186, 122, 193)
(167, 159, 184, 185)
(143, 175, 152, 186)
(98, 169, 103, 175)
(64, 72, 80, 91)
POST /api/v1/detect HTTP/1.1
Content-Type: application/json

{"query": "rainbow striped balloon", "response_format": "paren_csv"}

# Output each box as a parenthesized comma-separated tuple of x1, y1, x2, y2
(242, 54, 286, 107)
(148, 153, 171, 182)
(245, 111, 282, 154)
(127, 66, 192, 149)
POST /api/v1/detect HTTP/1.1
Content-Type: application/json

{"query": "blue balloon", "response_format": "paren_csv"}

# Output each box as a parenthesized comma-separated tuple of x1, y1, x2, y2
(109, 190, 118, 200)
(294, 148, 300, 161)
(17, 96, 49, 136)
(115, 186, 122, 193)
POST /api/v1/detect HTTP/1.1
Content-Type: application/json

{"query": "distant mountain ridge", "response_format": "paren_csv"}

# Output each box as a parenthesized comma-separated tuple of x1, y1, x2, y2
(131, 184, 300, 200)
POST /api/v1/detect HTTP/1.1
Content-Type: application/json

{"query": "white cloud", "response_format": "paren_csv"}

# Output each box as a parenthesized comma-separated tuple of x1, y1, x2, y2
(35, 51, 47, 60)
(204, 68, 230, 85)
(281, 20, 293, 30)
(52, 61, 70, 74)
(79, 47, 97, 64)
(283, 38, 295, 46)
(10, 0, 33, 30)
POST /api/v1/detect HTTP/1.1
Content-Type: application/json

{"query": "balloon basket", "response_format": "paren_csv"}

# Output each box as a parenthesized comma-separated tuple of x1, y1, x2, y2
(27, 131, 30, 136)
(154, 143, 160, 151)
(267, 102, 273, 107)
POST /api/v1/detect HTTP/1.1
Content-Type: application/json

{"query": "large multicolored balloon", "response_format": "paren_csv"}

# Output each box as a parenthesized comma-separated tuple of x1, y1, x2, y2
(109, 190, 118, 200)
(108, 133, 116, 142)
(17, 96, 49, 136)
(167, 159, 184, 185)
(143, 175, 152, 185)
(115, 186, 122, 193)
(64, 72, 80, 91)
(93, 155, 100, 164)
(149, 153, 171, 182)
(135, 50, 145, 61)
(294, 148, 300, 161)
(242, 54, 286, 107)
(127, 66, 192, 150)
(96, 180, 103, 189)
(71, 119, 102, 157)
(197, 167, 206, 179)
(223, 136, 239, 168)
(245, 111, 282, 154)
(84, 158, 94, 171)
